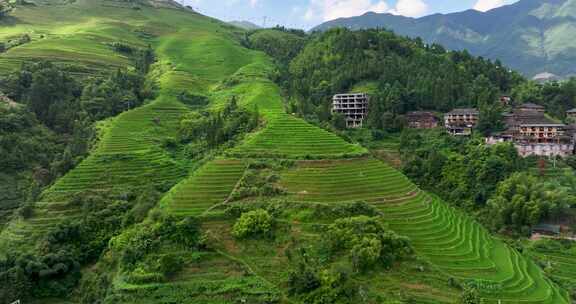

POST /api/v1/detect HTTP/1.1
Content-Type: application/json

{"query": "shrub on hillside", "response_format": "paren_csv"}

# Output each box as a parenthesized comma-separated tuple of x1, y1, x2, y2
(326, 216, 412, 272)
(459, 286, 480, 304)
(17, 202, 34, 219)
(232, 209, 274, 239)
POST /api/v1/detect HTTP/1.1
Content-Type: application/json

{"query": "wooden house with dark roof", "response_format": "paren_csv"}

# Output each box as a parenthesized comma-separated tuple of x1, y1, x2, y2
(518, 103, 545, 113)
(406, 111, 438, 129)
(567, 108, 576, 120)
(444, 108, 479, 136)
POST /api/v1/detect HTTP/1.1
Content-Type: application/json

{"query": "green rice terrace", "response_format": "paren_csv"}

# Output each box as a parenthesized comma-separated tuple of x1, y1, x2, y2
(0, 0, 573, 303)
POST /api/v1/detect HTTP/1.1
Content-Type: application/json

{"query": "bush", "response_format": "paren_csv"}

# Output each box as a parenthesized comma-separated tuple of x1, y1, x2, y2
(17, 203, 34, 219)
(155, 254, 184, 276)
(326, 216, 412, 272)
(125, 271, 165, 284)
(232, 209, 274, 239)
(459, 286, 480, 304)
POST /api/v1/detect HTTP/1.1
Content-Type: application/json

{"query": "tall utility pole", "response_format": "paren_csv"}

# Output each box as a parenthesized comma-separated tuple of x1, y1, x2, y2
(262, 16, 268, 28)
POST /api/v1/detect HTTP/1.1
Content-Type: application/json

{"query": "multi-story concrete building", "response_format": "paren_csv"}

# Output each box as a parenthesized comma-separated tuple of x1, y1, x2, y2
(332, 93, 369, 128)
(444, 108, 479, 136)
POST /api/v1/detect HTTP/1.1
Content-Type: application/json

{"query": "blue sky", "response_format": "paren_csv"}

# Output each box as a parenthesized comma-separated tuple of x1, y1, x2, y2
(179, 0, 518, 29)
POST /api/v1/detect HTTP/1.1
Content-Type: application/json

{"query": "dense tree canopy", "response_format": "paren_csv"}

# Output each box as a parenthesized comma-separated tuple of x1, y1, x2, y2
(401, 130, 524, 208)
(286, 28, 522, 125)
(0, 58, 155, 216)
(512, 78, 576, 120)
(488, 172, 576, 234)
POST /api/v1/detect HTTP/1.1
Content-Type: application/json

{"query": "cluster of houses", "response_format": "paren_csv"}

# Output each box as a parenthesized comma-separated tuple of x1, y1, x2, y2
(411, 103, 576, 157)
(332, 93, 576, 158)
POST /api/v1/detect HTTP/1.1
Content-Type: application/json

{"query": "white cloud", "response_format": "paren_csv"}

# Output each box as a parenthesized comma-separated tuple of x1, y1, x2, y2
(249, 0, 258, 8)
(473, 0, 505, 12)
(305, 0, 389, 21)
(304, 0, 429, 22)
(389, 0, 428, 17)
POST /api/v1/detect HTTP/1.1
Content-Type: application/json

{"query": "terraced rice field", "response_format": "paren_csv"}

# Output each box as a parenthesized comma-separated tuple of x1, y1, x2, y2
(380, 194, 569, 303)
(114, 249, 280, 304)
(0, 201, 82, 252)
(41, 98, 190, 201)
(164, 159, 246, 217)
(232, 113, 366, 158)
(98, 99, 189, 153)
(280, 158, 417, 203)
(530, 248, 576, 285)
(220, 68, 366, 158)
(278, 157, 569, 302)
(0, 98, 189, 254)
(45, 150, 186, 198)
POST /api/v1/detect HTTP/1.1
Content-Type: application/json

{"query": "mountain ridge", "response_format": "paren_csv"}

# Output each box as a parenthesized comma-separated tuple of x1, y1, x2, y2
(229, 20, 261, 30)
(311, 0, 576, 78)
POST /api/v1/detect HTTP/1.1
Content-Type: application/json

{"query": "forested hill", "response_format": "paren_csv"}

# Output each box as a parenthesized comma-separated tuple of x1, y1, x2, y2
(268, 27, 521, 132)
(311, 0, 576, 79)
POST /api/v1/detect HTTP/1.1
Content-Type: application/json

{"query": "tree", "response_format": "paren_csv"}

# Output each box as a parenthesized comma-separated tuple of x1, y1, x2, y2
(486, 172, 573, 234)
(459, 286, 480, 304)
(332, 112, 347, 130)
(327, 216, 411, 272)
(351, 237, 382, 272)
(232, 209, 274, 239)
(477, 102, 504, 136)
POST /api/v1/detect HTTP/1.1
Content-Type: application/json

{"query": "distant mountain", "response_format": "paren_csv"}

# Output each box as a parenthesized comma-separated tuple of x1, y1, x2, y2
(311, 0, 576, 78)
(229, 20, 261, 30)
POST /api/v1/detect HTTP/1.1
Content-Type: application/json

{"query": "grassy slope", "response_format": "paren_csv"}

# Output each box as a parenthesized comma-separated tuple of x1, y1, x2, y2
(0, 1, 570, 303)
(0, 0, 257, 253)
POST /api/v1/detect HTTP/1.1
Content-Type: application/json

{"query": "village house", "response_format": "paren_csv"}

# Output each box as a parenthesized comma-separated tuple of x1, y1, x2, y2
(444, 108, 479, 136)
(406, 111, 438, 129)
(486, 104, 575, 157)
(517, 102, 545, 113)
(332, 93, 369, 128)
(567, 108, 576, 121)
(500, 95, 512, 106)
(532, 224, 561, 237)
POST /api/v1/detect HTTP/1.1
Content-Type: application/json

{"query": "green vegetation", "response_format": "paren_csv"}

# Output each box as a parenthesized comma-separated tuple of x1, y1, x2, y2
(232, 209, 274, 239)
(281, 158, 416, 203)
(0, 1, 574, 303)
(511, 78, 576, 119)
(400, 129, 576, 236)
(285, 28, 519, 132)
(487, 172, 576, 234)
(326, 215, 412, 272)
(163, 159, 246, 217)
(528, 239, 576, 299)
(244, 27, 307, 66)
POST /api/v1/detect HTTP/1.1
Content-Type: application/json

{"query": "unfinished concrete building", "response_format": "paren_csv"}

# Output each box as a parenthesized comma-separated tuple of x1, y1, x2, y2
(332, 93, 369, 128)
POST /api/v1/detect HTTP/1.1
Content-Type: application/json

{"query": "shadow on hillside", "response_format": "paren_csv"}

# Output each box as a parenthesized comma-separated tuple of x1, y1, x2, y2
(0, 16, 27, 27)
